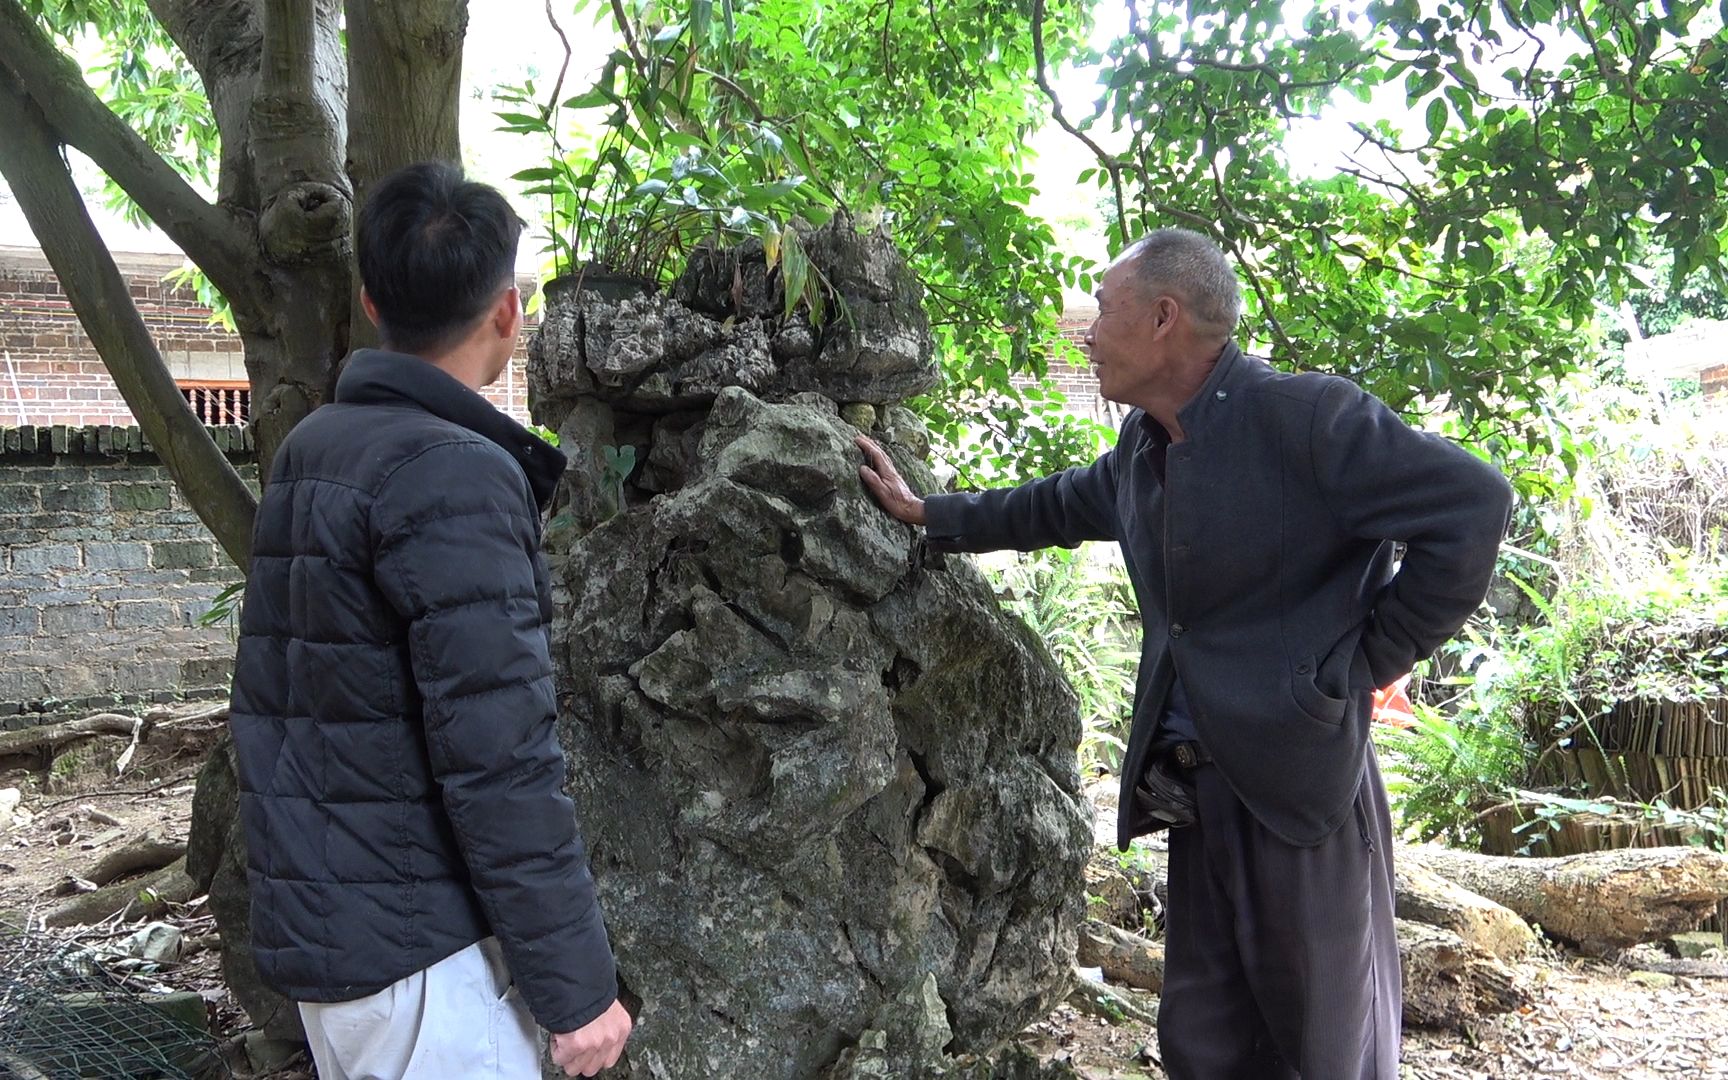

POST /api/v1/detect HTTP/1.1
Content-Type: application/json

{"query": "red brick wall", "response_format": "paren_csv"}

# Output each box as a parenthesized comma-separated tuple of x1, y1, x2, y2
(1704, 363, 1728, 399)
(0, 247, 534, 426)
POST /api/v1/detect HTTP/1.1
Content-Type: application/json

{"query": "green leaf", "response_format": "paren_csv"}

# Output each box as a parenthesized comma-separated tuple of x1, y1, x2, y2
(561, 88, 615, 110)
(1426, 98, 1449, 142)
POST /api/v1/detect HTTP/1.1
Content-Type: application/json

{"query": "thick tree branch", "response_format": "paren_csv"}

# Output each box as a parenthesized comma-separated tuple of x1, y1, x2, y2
(0, 0, 257, 310)
(0, 71, 257, 567)
(247, 0, 348, 276)
(254, 0, 346, 196)
(144, 0, 265, 212)
(344, 0, 467, 350)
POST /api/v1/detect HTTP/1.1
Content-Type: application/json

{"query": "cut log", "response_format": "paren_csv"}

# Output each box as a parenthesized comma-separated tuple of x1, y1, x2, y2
(1395, 862, 1535, 961)
(44, 856, 198, 927)
(1621, 956, 1728, 980)
(1402, 844, 1728, 953)
(83, 832, 187, 887)
(1065, 970, 1157, 1026)
(1397, 919, 1531, 1029)
(1077, 920, 1165, 992)
(0, 713, 141, 759)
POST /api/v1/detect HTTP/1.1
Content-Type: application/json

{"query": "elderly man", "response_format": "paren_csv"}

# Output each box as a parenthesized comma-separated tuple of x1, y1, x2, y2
(856, 228, 1512, 1078)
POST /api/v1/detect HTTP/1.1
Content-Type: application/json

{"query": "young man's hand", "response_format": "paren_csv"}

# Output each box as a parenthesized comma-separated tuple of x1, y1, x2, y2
(550, 998, 632, 1077)
(855, 436, 927, 526)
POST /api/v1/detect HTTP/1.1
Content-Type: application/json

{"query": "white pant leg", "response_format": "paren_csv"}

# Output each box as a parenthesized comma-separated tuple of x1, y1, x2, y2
(298, 938, 541, 1080)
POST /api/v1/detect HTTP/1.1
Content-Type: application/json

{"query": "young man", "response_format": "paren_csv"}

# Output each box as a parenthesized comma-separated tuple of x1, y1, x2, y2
(228, 162, 630, 1079)
(856, 228, 1513, 1078)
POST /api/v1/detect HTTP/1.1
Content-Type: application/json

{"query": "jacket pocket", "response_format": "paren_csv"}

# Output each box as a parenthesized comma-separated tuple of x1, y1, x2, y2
(1289, 657, 1348, 725)
(1289, 627, 1361, 726)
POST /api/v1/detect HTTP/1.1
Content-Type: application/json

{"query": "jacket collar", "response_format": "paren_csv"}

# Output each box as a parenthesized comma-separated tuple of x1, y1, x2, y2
(335, 349, 566, 510)
(1136, 341, 1248, 445)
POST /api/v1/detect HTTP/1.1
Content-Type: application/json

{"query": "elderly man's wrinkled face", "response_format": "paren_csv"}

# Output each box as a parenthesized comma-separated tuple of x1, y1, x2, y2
(1084, 258, 1182, 407)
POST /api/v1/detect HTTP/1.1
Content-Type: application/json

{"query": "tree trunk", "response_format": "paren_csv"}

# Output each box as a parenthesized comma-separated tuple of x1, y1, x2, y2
(85, 833, 189, 887)
(1075, 915, 1529, 1030)
(1077, 920, 1165, 992)
(343, 0, 468, 354)
(1402, 844, 1728, 953)
(0, 75, 260, 565)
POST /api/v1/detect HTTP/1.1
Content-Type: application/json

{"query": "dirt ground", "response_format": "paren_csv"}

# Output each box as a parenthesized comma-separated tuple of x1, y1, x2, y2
(1016, 949, 1728, 1079)
(3, 731, 1726, 1079)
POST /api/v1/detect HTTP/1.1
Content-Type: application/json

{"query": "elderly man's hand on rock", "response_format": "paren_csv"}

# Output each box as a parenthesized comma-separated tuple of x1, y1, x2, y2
(855, 436, 927, 526)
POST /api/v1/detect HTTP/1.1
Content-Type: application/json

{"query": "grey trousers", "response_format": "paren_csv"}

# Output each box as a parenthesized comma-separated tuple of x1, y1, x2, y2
(1158, 752, 1401, 1079)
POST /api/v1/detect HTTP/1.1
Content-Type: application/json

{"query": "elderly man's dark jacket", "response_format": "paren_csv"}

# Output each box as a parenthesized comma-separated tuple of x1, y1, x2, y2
(228, 350, 616, 1033)
(926, 344, 1512, 848)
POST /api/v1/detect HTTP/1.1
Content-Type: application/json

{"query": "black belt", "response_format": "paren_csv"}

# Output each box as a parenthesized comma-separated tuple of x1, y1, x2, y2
(1166, 741, 1212, 769)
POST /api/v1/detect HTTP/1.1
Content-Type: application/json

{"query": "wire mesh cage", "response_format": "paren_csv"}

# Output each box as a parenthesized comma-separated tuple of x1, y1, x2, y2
(0, 924, 229, 1079)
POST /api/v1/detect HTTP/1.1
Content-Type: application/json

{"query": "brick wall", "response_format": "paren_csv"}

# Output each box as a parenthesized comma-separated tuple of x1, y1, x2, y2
(0, 425, 256, 729)
(0, 246, 534, 426)
(1705, 363, 1728, 398)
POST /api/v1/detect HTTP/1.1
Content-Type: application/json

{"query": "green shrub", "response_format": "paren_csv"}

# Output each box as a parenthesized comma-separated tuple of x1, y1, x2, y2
(992, 550, 1140, 775)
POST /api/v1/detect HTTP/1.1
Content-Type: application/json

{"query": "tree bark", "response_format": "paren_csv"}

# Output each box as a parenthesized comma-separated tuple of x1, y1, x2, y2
(1077, 920, 1165, 992)
(343, 0, 469, 353)
(1076, 915, 1529, 1030)
(1403, 844, 1728, 953)
(1397, 919, 1532, 1029)
(45, 856, 199, 927)
(144, 0, 265, 211)
(1395, 862, 1536, 961)
(85, 833, 189, 888)
(0, 73, 259, 566)
(244, 0, 355, 476)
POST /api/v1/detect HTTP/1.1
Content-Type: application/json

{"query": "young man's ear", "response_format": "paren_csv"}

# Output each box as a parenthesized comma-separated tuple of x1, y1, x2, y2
(492, 284, 522, 340)
(360, 287, 383, 328)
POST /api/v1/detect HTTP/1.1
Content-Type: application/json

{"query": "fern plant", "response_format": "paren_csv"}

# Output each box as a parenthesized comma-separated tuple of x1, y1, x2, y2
(993, 550, 1140, 774)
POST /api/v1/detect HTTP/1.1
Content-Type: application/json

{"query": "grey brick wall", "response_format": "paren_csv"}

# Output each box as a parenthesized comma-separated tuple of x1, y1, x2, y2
(0, 425, 255, 729)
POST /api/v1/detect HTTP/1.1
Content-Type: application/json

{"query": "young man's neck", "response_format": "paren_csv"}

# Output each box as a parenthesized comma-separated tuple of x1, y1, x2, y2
(387, 339, 497, 393)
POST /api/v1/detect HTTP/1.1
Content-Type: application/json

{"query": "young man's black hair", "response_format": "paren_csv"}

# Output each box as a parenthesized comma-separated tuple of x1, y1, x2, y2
(355, 161, 525, 354)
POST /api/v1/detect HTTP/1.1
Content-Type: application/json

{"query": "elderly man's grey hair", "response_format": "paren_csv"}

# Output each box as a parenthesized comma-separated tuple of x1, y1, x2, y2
(1117, 228, 1243, 335)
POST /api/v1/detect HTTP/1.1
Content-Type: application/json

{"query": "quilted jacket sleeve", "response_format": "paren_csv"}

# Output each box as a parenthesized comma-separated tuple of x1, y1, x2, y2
(372, 438, 617, 1034)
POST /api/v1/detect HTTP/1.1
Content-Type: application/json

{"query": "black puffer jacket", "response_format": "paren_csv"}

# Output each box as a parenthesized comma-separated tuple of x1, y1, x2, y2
(228, 349, 616, 1032)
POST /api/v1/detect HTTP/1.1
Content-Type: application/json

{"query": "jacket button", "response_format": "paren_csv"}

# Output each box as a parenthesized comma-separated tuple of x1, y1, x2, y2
(1170, 623, 1186, 638)
(1296, 662, 1311, 674)
(1215, 390, 1228, 400)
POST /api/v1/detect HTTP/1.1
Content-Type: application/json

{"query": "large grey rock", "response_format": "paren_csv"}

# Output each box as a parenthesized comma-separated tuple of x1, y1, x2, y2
(552, 388, 1091, 1079)
(530, 219, 937, 430)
